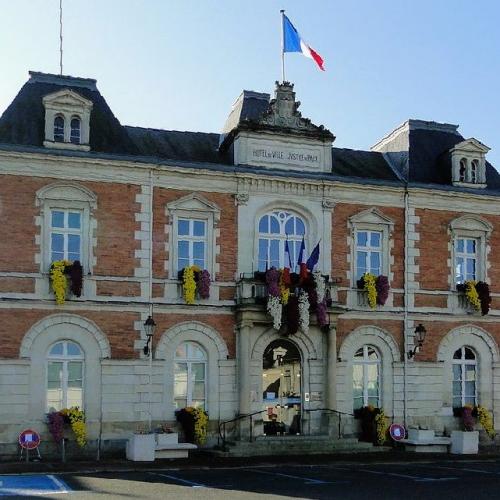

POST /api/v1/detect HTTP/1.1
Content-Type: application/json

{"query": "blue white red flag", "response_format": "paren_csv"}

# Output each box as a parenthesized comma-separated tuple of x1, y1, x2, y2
(284, 238, 293, 269)
(306, 241, 320, 271)
(283, 14, 325, 71)
(297, 236, 306, 267)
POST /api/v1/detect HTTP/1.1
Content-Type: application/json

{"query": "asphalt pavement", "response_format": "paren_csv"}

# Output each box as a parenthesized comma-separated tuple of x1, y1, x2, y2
(2, 456, 500, 498)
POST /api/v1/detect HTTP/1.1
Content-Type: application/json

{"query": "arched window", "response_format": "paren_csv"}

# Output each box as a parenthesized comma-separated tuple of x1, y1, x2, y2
(459, 159, 467, 182)
(46, 340, 84, 412)
(352, 345, 380, 410)
(257, 210, 306, 271)
(471, 159, 479, 183)
(452, 346, 477, 408)
(174, 342, 206, 409)
(70, 117, 81, 144)
(53, 116, 65, 142)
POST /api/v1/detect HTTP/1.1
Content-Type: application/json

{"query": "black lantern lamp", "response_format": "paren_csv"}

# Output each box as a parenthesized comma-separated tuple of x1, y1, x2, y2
(143, 316, 156, 356)
(407, 323, 427, 359)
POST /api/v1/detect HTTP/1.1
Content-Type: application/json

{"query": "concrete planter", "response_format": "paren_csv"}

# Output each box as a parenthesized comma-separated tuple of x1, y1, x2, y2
(155, 432, 178, 447)
(450, 430, 479, 454)
(126, 433, 156, 461)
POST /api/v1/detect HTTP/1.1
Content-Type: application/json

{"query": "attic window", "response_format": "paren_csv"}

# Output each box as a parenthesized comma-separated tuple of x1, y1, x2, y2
(42, 89, 93, 152)
(54, 116, 65, 142)
(450, 138, 489, 188)
(70, 117, 81, 144)
(471, 159, 478, 183)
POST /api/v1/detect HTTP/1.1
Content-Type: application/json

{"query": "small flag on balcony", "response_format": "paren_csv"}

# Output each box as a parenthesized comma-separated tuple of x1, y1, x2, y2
(284, 238, 293, 269)
(306, 241, 320, 271)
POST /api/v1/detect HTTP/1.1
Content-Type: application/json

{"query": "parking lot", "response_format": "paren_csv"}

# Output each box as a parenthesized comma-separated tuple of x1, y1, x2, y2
(3, 459, 500, 498)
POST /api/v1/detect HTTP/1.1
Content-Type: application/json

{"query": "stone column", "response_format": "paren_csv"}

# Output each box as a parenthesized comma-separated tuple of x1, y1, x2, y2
(238, 321, 252, 416)
(326, 326, 337, 409)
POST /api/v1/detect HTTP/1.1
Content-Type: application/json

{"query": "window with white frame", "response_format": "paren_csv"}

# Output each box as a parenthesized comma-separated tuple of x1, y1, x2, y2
(46, 340, 84, 412)
(355, 230, 382, 280)
(70, 117, 81, 144)
(352, 345, 380, 410)
(454, 237, 477, 284)
(174, 342, 206, 409)
(50, 209, 82, 263)
(452, 346, 477, 408)
(177, 218, 207, 271)
(257, 211, 306, 271)
(53, 116, 65, 142)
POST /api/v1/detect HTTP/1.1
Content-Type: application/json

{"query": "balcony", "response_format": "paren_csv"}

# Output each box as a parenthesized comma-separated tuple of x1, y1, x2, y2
(236, 273, 337, 306)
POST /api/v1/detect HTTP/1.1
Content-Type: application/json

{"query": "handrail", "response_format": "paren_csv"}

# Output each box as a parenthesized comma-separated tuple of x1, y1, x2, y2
(218, 410, 266, 449)
(304, 408, 354, 439)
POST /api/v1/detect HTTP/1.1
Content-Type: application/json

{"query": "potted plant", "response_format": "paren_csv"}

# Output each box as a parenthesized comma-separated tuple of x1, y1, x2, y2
(450, 405, 479, 454)
(176, 407, 208, 445)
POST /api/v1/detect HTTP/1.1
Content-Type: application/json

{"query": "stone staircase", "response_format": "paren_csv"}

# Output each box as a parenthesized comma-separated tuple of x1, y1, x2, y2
(211, 435, 389, 457)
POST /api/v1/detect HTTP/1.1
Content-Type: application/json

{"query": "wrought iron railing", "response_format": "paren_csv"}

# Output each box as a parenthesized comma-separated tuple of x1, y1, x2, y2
(304, 408, 354, 439)
(218, 410, 266, 449)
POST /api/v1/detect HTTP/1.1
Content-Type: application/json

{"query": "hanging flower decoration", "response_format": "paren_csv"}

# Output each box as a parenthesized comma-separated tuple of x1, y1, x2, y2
(375, 275, 389, 306)
(265, 268, 280, 297)
(198, 269, 211, 299)
(286, 295, 300, 335)
(313, 271, 325, 303)
(69, 260, 83, 297)
(476, 405, 495, 439)
(47, 406, 86, 448)
(267, 296, 282, 330)
(362, 273, 377, 309)
(464, 280, 481, 312)
(50, 260, 69, 305)
(182, 265, 199, 304)
(374, 408, 389, 445)
(279, 270, 290, 305)
(176, 407, 208, 445)
(475, 282, 491, 316)
(316, 299, 328, 328)
(298, 291, 310, 333)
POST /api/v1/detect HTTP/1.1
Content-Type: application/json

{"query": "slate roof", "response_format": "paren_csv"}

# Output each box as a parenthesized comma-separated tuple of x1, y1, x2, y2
(372, 119, 500, 191)
(0, 72, 497, 193)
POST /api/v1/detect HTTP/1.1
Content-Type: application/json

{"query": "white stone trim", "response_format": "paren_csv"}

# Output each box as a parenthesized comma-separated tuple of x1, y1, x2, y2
(20, 313, 110, 359)
(337, 325, 399, 416)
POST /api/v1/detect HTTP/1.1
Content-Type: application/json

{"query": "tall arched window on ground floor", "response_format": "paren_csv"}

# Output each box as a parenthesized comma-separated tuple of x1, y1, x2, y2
(46, 340, 84, 412)
(174, 341, 206, 409)
(353, 345, 380, 410)
(452, 346, 477, 408)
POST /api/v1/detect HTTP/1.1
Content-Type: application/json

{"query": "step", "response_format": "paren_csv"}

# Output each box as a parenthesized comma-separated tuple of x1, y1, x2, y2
(154, 442, 197, 459)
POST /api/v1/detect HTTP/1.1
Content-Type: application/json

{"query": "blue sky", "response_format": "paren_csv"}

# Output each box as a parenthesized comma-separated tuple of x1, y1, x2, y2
(1, 0, 499, 167)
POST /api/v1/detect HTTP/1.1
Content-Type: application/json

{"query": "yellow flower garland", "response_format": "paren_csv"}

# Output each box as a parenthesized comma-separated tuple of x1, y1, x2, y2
(60, 406, 87, 447)
(464, 280, 481, 311)
(182, 265, 200, 304)
(192, 407, 208, 445)
(279, 270, 290, 305)
(50, 260, 71, 305)
(476, 405, 495, 439)
(374, 409, 388, 445)
(363, 273, 377, 309)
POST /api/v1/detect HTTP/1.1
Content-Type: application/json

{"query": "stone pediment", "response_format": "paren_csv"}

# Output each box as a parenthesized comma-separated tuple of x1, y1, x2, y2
(42, 89, 93, 112)
(247, 82, 333, 141)
(450, 138, 490, 155)
(166, 193, 220, 221)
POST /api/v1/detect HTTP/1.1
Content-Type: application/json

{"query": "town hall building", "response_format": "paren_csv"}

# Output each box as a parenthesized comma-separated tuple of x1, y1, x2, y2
(1, 71, 499, 457)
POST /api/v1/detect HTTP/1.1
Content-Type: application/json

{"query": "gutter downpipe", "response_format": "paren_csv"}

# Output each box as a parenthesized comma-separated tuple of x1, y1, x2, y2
(148, 169, 154, 432)
(403, 182, 409, 427)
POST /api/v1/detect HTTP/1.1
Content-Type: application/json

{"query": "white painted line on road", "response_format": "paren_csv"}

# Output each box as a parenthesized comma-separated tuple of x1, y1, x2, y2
(436, 465, 497, 475)
(48, 475, 70, 493)
(149, 472, 206, 488)
(248, 468, 334, 485)
(414, 478, 458, 482)
(359, 469, 418, 480)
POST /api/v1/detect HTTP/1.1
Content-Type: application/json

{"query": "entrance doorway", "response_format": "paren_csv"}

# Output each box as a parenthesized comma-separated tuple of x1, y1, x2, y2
(262, 339, 302, 435)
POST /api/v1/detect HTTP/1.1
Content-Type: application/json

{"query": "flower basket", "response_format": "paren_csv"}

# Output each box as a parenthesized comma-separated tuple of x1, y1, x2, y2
(180, 266, 211, 303)
(47, 407, 86, 448)
(176, 407, 208, 445)
(50, 260, 83, 305)
(126, 433, 156, 461)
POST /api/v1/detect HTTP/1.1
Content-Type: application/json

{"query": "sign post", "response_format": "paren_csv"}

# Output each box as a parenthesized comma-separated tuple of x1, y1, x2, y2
(19, 429, 42, 462)
(389, 423, 406, 442)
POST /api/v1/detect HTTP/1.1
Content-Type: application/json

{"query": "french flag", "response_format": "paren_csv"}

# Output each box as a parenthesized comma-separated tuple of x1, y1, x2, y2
(283, 14, 325, 71)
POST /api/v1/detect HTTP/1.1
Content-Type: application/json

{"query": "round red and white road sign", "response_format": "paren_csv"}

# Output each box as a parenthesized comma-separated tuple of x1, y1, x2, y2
(389, 423, 406, 441)
(19, 429, 41, 450)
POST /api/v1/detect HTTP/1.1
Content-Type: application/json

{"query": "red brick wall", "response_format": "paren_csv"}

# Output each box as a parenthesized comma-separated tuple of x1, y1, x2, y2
(96, 281, 141, 297)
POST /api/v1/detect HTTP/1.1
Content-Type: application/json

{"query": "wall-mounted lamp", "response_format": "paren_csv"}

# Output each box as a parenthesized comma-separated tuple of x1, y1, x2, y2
(142, 315, 156, 356)
(407, 323, 427, 359)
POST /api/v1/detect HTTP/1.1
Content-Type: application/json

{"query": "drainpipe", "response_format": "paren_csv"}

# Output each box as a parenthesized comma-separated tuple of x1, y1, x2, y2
(403, 183, 409, 427)
(148, 169, 154, 431)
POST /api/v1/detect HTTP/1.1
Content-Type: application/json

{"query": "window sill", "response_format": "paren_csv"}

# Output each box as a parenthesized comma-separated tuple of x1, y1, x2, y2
(43, 140, 90, 152)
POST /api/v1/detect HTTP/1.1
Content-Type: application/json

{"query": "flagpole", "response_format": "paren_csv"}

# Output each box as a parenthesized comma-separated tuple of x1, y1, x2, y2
(280, 9, 285, 82)
(59, 0, 63, 75)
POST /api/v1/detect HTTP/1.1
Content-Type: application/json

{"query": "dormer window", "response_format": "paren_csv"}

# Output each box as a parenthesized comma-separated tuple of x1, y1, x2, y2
(43, 89, 92, 152)
(70, 117, 81, 144)
(450, 139, 489, 189)
(53, 116, 65, 142)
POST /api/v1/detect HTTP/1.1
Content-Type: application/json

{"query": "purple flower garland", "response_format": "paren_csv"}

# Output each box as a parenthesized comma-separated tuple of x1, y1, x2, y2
(197, 269, 211, 299)
(47, 411, 64, 443)
(375, 275, 389, 306)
